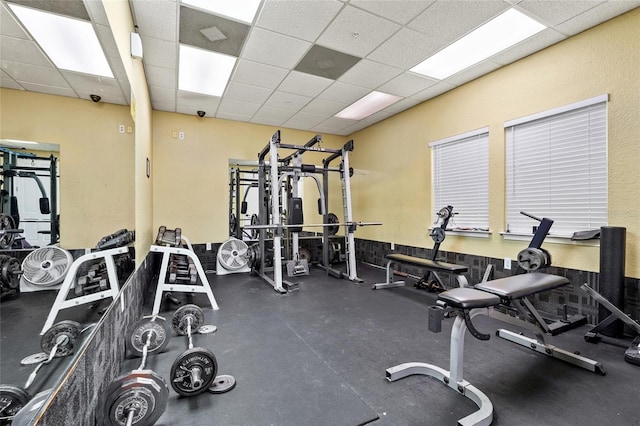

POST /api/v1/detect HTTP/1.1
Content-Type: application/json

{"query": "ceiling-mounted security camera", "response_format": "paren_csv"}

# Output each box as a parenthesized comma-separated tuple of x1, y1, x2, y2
(197, 110, 206, 118)
(90, 94, 101, 103)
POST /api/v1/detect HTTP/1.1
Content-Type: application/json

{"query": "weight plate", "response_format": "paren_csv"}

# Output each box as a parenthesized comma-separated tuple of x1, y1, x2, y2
(207, 375, 236, 394)
(170, 347, 217, 396)
(20, 352, 49, 366)
(197, 325, 217, 335)
(40, 320, 81, 357)
(437, 206, 452, 221)
(250, 214, 259, 239)
(0, 214, 16, 249)
(10, 388, 51, 426)
(172, 304, 204, 336)
(430, 227, 446, 244)
(0, 384, 31, 418)
(126, 317, 171, 358)
(229, 213, 237, 234)
(326, 213, 339, 236)
(298, 248, 311, 262)
(517, 247, 550, 271)
(247, 243, 260, 269)
(97, 370, 168, 426)
(2, 257, 21, 289)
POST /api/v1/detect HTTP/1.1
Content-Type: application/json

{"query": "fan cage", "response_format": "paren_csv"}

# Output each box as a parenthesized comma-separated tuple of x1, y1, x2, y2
(217, 238, 249, 271)
(21, 247, 73, 286)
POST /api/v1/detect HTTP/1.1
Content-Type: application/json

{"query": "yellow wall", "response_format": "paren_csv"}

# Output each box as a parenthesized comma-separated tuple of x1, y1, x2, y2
(0, 89, 135, 249)
(349, 8, 640, 278)
(152, 112, 346, 243)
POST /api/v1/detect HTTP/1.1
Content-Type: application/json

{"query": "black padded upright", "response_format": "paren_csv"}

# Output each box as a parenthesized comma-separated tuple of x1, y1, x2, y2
(475, 272, 569, 300)
(288, 197, 303, 233)
(438, 288, 501, 309)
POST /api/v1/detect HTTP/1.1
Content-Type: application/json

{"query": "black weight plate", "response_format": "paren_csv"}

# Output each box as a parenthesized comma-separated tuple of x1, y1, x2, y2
(40, 320, 81, 357)
(0, 384, 31, 418)
(250, 214, 259, 239)
(126, 317, 171, 357)
(430, 227, 446, 244)
(207, 375, 236, 394)
(437, 206, 452, 220)
(10, 388, 51, 426)
(172, 304, 204, 336)
(326, 213, 339, 235)
(517, 247, 549, 271)
(170, 347, 217, 396)
(298, 248, 311, 262)
(229, 213, 237, 234)
(0, 214, 16, 249)
(4, 258, 22, 289)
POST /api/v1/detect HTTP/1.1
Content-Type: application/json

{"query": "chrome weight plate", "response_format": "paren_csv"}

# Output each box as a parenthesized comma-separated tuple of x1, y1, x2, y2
(197, 325, 217, 335)
(126, 317, 171, 357)
(20, 352, 49, 366)
(208, 375, 236, 394)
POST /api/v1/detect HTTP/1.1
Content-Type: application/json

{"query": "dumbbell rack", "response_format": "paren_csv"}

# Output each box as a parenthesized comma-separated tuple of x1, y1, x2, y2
(40, 246, 129, 335)
(150, 235, 218, 315)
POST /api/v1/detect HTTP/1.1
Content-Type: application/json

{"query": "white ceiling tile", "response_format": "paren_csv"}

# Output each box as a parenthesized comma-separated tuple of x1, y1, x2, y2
(317, 81, 370, 104)
(231, 59, 289, 89)
(141, 36, 178, 69)
(265, 90, 312, 110)
(312, 116, 357, 134)
(0, 36, 50, 67)
(360, 109, 394, 124)
(145, 65, 176, 90)
(283, 111, 328, 130)
(554, 1, 640, 36)
(367, 27, 443, 69)
(177, 91, 221, 112)
(278, 71, 333, 97)
(408, 1, 510, 45)
(216, 111, 253, 122)
(251, 105, 296, 126)
(150, 86, 175, 105)
(224, 81, 272, 104)
(340, 121, 372, 135)
(152, 101, 176, 112)
(302, 98, 348, 115)
(132, 0, 178, 42)
(256, 0, 344, 42)
(217, 98, 262, 116)
(18, 82, 76, 98)
(350, 0, 434, 25)
(0, 3, 29, 40)
(61, 72, 123, 96)
(445, 60, 503, 86)
(316, 5, 401, 57)
(516, 0, 606, 27)
(410, 81, 457, 102)
(337, 59, 402, 89)
(491, 28, 566, 66)
(381, 97, 422, 115)
(378, 72, 437, 97)
(2, 61, 68, 87)
(75, 90, 127, 105)
(241, 27, 311, 68)
(0, 69, 23, 90)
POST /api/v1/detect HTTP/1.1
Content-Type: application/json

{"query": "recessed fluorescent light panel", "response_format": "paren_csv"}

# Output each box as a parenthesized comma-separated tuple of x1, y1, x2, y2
(411, 8, 546, 80)
(181, 0, 261, 24)
(335, 91, 402, 120)
(9, 4, 113, 78)
(179, 45, 236, 97)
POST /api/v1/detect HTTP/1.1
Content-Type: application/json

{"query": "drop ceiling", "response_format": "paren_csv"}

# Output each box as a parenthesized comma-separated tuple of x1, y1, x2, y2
(1, 0, 638, 136)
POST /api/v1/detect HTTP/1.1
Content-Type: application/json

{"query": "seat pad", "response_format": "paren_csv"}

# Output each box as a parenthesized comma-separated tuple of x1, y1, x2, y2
(438, 288, 501, 309)
(474, 273, 569, 300)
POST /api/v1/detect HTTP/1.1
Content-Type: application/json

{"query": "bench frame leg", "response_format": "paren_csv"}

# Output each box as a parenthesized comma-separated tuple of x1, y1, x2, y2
(372, 259, 405, 289)
(386, 310, 494, 426)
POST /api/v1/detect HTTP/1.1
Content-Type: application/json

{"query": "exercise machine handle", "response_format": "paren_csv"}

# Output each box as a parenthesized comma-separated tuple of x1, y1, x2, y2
(463, 310, 491, 341)
(520, 211, 542, 222)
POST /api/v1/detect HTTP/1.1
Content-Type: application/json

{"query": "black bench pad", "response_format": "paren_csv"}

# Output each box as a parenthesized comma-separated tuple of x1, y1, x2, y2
(386, 253, 468, 273)
(474, 273, 569, 300)
(438, 288, 502, 309)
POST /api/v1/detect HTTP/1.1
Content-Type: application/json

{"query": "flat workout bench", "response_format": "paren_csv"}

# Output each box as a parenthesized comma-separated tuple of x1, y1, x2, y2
(386, 272, 604, 426)
(372, 253, 469, 290)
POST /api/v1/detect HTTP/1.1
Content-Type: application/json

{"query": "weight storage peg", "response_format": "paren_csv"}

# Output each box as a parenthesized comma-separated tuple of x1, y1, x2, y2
(98, 316, 171, 426)
(170, 304, 217, 397)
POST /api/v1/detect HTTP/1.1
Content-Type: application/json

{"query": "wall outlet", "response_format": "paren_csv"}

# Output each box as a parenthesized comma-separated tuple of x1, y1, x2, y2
(127, 126, 133, 134)
(178, 131, 185, 140)
(119, 124, 125, 133)
(504, 258, 511, 270)
(390, 242, 395, 250)
(172, 131, 177, 138)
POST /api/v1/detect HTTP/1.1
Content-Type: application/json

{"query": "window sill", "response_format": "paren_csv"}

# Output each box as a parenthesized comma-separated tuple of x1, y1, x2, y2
(431, 228, 491, 238)
(500, 232, 600, 247)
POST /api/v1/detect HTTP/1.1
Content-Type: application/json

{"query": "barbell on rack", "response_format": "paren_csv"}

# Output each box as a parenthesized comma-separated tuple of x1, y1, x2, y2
(244, 221, 382, 232)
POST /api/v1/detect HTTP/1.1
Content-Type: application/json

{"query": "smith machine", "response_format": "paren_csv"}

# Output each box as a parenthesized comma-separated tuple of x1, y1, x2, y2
(0, 148, 59, 247)
(247, 130, 381, 293)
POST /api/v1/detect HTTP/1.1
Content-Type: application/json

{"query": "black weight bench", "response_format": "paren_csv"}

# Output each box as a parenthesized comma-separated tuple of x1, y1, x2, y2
(372, 253, 469, 290)
(386, 272, 604, 426)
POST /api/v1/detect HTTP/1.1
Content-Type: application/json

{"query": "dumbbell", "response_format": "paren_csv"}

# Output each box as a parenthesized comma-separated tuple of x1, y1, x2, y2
(169, 304, 217, 396)
(75, 275, 109, 296)
(0, 321, 81, 422)
(155, 226, 182, 247)
(97, 315, 170, 426)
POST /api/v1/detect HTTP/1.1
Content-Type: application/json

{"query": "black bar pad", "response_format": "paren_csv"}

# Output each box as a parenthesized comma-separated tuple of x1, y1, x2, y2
(571, 229, 600, 240)
(317, 198, 323, 215)
(599, 226, 626, 337)
(386, 253, 467, 273)
(529, 217, 554, 248)
(288, 197, 303, 233)
(301, 164, 315, 173)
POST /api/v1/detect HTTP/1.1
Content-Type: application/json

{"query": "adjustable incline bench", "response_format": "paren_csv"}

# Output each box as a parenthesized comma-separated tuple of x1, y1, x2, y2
(386, 272, 604, 426)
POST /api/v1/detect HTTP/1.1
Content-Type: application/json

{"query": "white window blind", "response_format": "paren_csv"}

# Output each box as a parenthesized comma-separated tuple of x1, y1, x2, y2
(505, 96, 608, 236)
(431, 128, 489, 230)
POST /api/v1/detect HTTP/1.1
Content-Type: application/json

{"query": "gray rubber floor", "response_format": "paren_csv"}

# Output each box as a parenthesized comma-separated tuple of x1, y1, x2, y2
(140, 263, 638, 426)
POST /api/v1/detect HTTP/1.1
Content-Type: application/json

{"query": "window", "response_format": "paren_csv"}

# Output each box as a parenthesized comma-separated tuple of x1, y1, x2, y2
(505, 95, 608, 236)
(430, 128, 489, 230)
